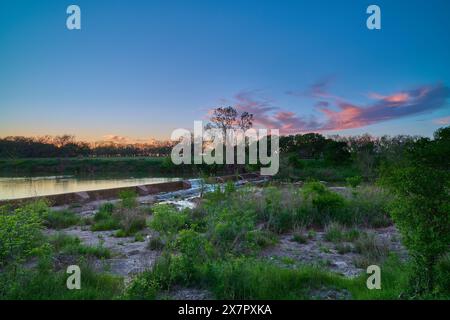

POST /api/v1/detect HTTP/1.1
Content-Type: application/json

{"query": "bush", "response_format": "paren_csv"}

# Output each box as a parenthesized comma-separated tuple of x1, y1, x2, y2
(291, 233, 308, 244)
(353, 233, 389, 268)
(380, 127, 450, 294)
(113, 208, 147, 236)
(92, 203, 120, 231)
(262, 186, 295, 233)
(209, 207, 256, 254)
(346, 186, 392, 227)
(48, 233, 111, 259)
(119, 190, 138, 209)
(202, 257, 346, 299)
(149, 204, 187, 238)
(175, 229, 213, 281)
(148, 237, 165, 250)
(300, 181, 349, 226)
(0, 262, 122, 299)
(346, 176, 363, 188)
(92, 202, 146, 235)
(435, 254, 450, 295)
(0, 201, 46, 266)
(324, 223, 360, 243)
(42, 210, 80, 229)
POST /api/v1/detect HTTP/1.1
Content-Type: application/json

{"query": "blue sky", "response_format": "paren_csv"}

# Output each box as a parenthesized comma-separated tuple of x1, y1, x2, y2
(0, 0, 449, 141)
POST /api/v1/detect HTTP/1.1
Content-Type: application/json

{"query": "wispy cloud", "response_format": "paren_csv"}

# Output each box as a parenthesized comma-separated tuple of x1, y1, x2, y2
(433, 116, 450, 125)
(320, 84, 449, 130)
(211, 83, 449, 134)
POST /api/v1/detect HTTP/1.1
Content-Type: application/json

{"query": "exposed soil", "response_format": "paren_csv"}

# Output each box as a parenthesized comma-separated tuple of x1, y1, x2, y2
(260, 226, 407, 278)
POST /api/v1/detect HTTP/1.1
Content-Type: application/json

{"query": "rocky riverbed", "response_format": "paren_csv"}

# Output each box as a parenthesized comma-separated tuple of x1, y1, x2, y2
(44, 183, 407, 299)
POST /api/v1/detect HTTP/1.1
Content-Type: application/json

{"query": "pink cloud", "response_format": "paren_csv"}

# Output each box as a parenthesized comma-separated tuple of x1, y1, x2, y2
(433, 116, 450, 125)
(210, 83, 449, 135)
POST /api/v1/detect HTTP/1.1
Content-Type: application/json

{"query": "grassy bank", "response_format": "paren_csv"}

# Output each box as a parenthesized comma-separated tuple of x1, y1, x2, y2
(0, 157, 167, 177)
(1, 181, 448, 300)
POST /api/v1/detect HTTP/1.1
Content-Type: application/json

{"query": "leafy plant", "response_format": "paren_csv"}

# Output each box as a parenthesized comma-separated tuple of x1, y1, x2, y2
(380, 127, 450, 294)
(0, 201, 46, 266)
(118, 190, 138, 209)
(42, 209, 80, 229)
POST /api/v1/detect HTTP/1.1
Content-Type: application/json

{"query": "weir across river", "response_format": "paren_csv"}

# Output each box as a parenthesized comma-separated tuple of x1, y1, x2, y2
(0, 173, 268, 207)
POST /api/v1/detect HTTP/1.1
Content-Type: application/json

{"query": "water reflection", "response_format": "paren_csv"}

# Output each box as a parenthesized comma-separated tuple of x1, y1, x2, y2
(0, 176, 181, 200)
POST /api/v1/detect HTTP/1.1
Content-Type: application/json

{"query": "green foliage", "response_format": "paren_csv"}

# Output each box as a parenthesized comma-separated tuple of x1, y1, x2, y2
(224, 180, 236, 194)
(288, 154, 304, 169)
(380, 127, 450, 294)
(261, 186, 295, 233)
(113, 208, 147, 236)
(92, 202, 146, 236)
(202, 257, 347, 299)
(48, 233, 111, 259)
(324, 223, 360, 243)
(42, 209, 80, 229)
(291, 233, 308, 244)
(0, 201, 46, 266)
(209, 207, 256, 254)
(300, 181, 349, 226)
(353, 233, 389, 269)
(119, 190, 138, 209)
(0, 262, 122, 299)
(92, 204, 120, 231)
(346, 186, 392, 227)
(435, 254, 450, 295)
(149, 204, 187, 238)
(148, 237, 165, 250)
(323, 140, 351, 165)
(346, 175, 363, 188)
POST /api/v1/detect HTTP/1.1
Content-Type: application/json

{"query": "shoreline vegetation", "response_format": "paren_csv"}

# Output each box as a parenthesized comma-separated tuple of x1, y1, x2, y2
(0, 126, 449, 300)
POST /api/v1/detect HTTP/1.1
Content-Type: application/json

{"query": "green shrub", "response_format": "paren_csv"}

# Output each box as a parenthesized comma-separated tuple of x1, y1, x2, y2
(175, 229, 213, 281)
(262, 187, 295, 233)
(113, 208, 147, 236)
(435, 254, 450, 295)
(202, 257, 347, 299)
(134, 233, 145, 242)
(291, 233, 308, 244)
(224, 180, 236, 194)
(346, 176, 363, 188)
(148, 237, 165, 250)
(48, 233, 111, 259)
(300, 181, 349, 226)
(245, 230, 277, 249)
(124, 253, 187, 299)
(91, 216, 120, 231)
(92, 204, 120, 231)
(353, 233, 389, 268)
(42, 210, 80, 229)
(0, 201, 46, 266)
(346, 186, 392, 227)
(0, 262, 122, 299)
(324, 222, 345, 242)
(335, 243, 353, 254)
(119, 190, 138, 209)
(325, 223, 361, 243)
(380, 127, 450, 294)
(149, 204, 187, 238)
(209, 207, 255, 254)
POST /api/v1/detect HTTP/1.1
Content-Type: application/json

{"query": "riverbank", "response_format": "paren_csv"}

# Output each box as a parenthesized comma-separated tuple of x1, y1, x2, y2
(5, 179, 446, 300)
(0, 157, 167, 177)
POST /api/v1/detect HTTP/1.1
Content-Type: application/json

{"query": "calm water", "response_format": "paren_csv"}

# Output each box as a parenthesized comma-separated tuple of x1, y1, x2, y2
(0, 176, 182, 200)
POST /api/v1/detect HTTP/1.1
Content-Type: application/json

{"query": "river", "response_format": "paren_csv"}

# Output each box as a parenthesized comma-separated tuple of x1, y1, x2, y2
(0, 176, 182, 200)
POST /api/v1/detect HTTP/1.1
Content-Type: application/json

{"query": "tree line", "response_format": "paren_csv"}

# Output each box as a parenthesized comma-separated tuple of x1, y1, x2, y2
(0, 135, 173, 158)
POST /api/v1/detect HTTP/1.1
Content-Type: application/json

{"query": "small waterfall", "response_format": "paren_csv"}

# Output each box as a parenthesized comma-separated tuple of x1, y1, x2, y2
(154, 175, 268, 210)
